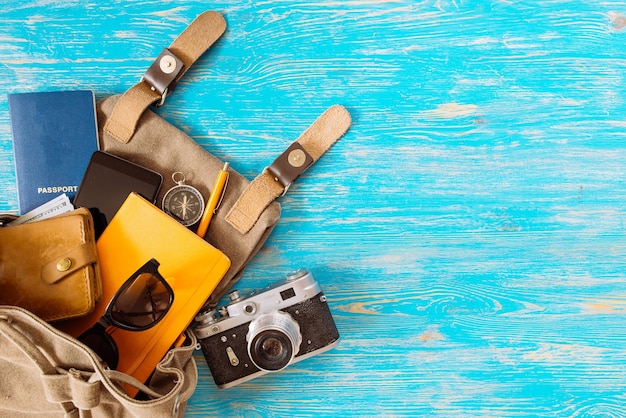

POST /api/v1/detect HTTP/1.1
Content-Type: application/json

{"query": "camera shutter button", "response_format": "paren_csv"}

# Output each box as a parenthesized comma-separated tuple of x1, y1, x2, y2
(286, 268, 308, 281)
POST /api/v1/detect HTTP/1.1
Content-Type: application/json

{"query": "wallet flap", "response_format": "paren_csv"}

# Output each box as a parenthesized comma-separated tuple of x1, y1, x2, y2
(0, 208, 101, 322)
(41, 243, 98, 285)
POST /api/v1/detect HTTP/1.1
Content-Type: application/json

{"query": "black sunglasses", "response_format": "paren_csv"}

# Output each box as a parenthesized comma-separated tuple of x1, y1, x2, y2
(78, 258, 174, 369)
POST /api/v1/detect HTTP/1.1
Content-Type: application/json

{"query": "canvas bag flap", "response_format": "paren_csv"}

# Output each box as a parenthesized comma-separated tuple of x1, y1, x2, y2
(96, 11, 281, 307)
(97, 95, 281, 307)
(97, 10, 350, 307)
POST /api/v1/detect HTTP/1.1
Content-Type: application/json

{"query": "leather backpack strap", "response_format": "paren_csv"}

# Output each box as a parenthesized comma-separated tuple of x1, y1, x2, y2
(104, 11, 226, 143)
(226, 105, 351, 234)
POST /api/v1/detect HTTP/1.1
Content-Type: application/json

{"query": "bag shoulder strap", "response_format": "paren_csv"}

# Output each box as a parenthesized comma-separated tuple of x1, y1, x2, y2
(226, 105, 351, 234)
(104, 11, 226, 144)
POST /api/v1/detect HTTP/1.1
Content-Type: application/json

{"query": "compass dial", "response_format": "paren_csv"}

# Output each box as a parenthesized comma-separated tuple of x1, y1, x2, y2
(162, 184, 205, 226)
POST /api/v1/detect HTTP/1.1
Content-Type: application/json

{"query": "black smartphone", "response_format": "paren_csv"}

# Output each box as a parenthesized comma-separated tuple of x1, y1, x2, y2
(73, 151, 162, 235)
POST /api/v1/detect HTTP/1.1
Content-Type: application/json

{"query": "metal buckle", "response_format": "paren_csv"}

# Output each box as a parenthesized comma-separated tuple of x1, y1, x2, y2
(142, 48, 184, 107)
(266, 142, 314, 195)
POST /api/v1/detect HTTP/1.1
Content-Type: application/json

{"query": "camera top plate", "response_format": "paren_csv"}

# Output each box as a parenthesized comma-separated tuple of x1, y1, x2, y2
(193, 269, 321, 340)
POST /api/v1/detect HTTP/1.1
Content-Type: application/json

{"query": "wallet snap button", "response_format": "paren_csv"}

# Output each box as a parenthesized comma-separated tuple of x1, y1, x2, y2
(56, 258, 72, 272)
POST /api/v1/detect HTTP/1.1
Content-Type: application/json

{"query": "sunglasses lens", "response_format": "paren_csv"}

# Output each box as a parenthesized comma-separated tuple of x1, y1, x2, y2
(109, 272, 172, 329)
(78, 325, 119, 369)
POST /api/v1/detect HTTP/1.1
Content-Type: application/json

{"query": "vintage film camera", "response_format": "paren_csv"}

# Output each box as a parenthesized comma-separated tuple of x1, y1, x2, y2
(193, 269, 340, 388)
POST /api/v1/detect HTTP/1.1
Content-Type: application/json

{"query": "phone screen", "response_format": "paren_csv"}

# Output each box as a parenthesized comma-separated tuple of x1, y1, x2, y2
(73, 151, 162, 229)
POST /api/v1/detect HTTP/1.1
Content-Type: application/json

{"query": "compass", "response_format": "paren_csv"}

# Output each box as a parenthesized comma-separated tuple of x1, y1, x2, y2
(162, 172, 205, 227)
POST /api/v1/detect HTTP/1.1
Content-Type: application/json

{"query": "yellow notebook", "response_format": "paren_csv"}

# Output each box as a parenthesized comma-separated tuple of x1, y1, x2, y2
(57, 193, 230, 392)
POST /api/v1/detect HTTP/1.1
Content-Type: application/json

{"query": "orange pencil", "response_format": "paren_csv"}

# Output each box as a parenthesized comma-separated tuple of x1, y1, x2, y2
(196, 162, 229, 237)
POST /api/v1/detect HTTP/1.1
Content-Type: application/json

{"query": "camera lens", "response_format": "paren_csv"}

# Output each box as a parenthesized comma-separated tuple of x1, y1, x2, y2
(250, 331, 292, 370)
(247, 312, 302, 372)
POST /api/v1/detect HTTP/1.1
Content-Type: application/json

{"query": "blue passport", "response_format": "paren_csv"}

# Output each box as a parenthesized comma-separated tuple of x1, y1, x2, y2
(8, 90, 99, 214)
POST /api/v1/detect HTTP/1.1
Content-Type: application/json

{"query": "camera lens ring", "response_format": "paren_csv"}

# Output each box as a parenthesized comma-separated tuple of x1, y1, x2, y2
(246, 311, 302, 372)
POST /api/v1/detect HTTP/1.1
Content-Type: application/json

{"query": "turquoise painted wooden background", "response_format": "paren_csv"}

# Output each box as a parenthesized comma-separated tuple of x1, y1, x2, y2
(2, 1, 626, 416)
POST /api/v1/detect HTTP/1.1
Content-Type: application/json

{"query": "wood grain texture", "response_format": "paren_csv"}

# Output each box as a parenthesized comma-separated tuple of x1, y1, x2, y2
(2, 1, 626, 416)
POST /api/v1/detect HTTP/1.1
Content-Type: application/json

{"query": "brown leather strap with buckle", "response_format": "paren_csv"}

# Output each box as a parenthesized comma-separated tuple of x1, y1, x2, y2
(225, 105, 352, 234)
(104, 11, 226, 144)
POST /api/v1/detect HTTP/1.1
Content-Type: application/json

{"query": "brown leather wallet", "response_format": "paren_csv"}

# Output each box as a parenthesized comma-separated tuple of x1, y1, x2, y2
(0, 208, 102, 322)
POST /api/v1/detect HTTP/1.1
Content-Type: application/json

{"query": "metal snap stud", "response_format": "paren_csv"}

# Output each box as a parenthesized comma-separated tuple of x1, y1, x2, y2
(159, 55, 178, 74)
(56, 258, 72, 272)
(288, 149, 306, 168)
